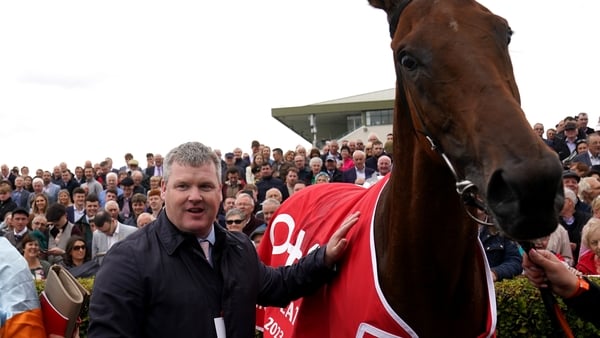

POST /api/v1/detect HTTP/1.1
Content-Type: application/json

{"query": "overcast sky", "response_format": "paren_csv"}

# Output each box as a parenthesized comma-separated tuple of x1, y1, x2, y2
(1, 0, 598, 171)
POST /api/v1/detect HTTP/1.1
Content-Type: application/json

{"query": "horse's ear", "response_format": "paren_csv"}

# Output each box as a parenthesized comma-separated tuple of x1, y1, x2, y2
(368, 0, 392, 12)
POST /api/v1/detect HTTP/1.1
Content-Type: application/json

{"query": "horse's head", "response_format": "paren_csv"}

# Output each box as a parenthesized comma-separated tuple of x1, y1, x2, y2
(370, 0, 563, 240)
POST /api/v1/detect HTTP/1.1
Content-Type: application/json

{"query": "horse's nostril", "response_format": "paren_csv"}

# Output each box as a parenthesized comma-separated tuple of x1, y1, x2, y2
(487, 170, 517, 215)
(487, 168, 561, 241)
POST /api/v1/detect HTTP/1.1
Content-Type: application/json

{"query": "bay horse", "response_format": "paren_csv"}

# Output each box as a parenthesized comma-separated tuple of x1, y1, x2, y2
(257, 0, 564, 337)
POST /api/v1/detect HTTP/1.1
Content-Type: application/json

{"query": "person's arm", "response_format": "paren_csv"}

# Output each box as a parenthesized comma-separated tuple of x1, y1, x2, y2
(257, 211, 359, 306)
(491, 239, 523, 281)
(88, 241, 144, 337)
(523, 249, 600, 328)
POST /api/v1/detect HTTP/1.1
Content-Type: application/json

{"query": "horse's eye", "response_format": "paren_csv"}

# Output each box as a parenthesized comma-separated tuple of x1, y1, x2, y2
(400, 54, 418, 71)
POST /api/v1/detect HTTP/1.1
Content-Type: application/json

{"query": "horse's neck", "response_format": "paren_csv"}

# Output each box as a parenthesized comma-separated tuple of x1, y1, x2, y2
(374, 142, 488, 336)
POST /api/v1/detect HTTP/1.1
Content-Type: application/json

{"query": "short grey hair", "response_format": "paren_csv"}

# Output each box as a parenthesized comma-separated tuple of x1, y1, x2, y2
(164, 142, 221, 183)
(261, 198, 281, 208)
(225, 208, 246, 220)
(564, 188, 577, 205)
(309, 157, 323, 167)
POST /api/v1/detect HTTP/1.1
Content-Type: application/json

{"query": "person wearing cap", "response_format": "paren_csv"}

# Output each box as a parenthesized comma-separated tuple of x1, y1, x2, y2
(553, 120, 585, 162)
(117, 177, 135, 219)
(563, 170, 593, 215)
(46, 203, 83, 264)
(3, 208, 30, 253)
(323, 155, 344, 183)
(221, 152, 244, 183)
(250, 224, 267, 247)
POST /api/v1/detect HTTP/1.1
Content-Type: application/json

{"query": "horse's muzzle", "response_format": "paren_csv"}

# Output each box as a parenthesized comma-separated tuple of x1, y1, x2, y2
(485, 159, 564, 241)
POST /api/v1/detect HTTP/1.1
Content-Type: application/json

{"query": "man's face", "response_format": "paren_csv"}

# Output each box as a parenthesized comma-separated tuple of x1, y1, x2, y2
(234, 196, 254, 220)
(105, 204, 120, 220)
(132, 173, 143, 186)
(106, 192, 117, 202)
(325, 159, 336, 170)
(98, 220, 115, 235)
(122, 185, 134, 197)
(260, 165, 272, 178)
(0, 190, 9, 202)
(373, 143, 384, 156)
(1, 165, 8, 176)
(14, 177, 23, 188)
(42, 171, 51, 184)
(86, 201, 100, 218)
(53, 167, 61, 177)
(148, 195, 163, 210)
(353, 154, 366, 169)
(73, 193, 86, 207)
(84, 168, 94, 180)
(106, 175, 117, 188)
(589, 135, 600, 156)
(578, 114, 589, 128)
(162, 162, 222, 238)
(262, 204, 278, 224)
(533, 124, 544, 137)
(266, 190, 281, 202)
(12, 213, 28, 232)
(61, 171, 71, 182)
(294, 156, 305, 169)
(154, 155, 163, 167)
(329, 142, 339, 153)
(223, 197, 236, 212)
(33, 181, 43, 193)
(233, 148, 243, 160)
(227, 173, 239, 183)
(564, 128, 578, 139)
(563, 178, 579, 194)
(377, 157, 392, 175)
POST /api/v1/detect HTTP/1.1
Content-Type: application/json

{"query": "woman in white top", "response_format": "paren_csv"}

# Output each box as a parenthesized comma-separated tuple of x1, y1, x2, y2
(246, 154, 264, 184)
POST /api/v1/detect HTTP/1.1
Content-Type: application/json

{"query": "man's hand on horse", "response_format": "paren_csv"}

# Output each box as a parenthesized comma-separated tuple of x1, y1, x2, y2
(324, 211, 360, 268)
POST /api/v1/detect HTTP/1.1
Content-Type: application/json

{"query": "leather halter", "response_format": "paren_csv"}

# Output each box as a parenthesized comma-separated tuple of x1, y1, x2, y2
(389, 1, 493, 227)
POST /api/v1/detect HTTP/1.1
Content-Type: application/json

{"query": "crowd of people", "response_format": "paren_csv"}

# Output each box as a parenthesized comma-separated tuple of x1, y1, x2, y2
(2, 125, 600, 335)
(0, 131, 394, 282)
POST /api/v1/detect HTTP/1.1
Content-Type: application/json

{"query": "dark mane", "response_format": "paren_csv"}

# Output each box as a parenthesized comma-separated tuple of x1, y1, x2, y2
(388, 0, 411, 38)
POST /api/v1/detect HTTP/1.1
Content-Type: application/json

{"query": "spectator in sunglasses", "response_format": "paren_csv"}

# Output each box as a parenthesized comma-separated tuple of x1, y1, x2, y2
(225, 208, 246, 232)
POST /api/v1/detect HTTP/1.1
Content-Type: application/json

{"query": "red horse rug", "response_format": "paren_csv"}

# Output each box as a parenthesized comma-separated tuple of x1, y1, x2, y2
(256, 175, 497, 337)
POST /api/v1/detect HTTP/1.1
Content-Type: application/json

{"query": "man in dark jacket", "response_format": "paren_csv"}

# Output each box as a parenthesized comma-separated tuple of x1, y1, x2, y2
(256, 162, 289, 204)
(89, 141, 359, 338)
(479, 224, 523, 282)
